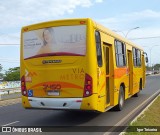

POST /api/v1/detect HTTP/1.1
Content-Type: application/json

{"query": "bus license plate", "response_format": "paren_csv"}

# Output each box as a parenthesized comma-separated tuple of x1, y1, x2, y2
(47, 90, 60, 96)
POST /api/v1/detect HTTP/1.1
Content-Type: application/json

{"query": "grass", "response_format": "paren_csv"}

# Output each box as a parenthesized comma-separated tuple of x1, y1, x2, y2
(124, 96, 160, 135)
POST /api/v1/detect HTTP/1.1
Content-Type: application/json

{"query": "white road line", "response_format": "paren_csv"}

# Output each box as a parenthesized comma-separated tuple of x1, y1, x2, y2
(104, 89, 160, 135)
(2, 121, 20, 126)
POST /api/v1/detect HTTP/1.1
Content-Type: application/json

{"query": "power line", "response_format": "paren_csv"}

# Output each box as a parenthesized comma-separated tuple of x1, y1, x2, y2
(129, 36, 160, 40)
(0, 44, 19, 46)
(0, 58, 19, 60)
(0, 33, 20, 39)
(0, 58, 19, 63)
(0, 61, 19, 63)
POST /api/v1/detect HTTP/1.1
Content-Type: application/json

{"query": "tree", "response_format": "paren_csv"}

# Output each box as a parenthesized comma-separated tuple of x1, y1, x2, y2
(146, 65, 152, 71)
(0, 64, 2, 72)
(0, 64, 4, 79)
(3, 67, 20, 81)
(153, 64, 160, 71)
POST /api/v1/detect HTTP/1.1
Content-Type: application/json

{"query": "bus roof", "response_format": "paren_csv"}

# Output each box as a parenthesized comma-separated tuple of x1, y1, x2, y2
(92, 20, 143, 51)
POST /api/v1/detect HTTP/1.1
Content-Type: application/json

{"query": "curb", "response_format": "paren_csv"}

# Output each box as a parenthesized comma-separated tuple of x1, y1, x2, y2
(119, 92, 160, 135)
(104, 89, 160, 135)
(130, 94, 160, 125)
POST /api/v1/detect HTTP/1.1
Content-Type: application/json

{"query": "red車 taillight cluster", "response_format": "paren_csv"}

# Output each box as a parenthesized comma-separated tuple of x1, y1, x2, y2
(21, 76, 27, 96)
(83, 74, 93, 97)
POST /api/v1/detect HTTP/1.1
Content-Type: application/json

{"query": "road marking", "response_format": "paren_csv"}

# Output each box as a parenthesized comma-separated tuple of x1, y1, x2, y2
(104, 89, 160, 135)
(2, 121, 20, 126)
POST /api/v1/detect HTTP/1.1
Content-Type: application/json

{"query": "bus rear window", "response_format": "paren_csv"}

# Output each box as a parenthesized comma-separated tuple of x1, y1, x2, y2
(23, 25, 86, 59)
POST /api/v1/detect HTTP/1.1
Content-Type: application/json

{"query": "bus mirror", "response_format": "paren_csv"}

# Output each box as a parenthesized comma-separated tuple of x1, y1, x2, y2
(145, 57, 148, 63)
(143, 52, 148, 63)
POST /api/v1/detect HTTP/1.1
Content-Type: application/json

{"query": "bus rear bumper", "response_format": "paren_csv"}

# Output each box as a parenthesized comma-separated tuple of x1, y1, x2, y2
(27, 97, 82, 110)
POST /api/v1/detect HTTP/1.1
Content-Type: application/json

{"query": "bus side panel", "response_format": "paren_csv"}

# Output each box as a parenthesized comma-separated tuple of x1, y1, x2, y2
(132, 67, 142, 94)
(114, 72, 127, 106)
(142, 54, 146, 89)
(96, 31, 107, 112)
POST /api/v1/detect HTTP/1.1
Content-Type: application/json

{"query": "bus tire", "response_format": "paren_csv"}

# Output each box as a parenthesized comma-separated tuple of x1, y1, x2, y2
(133, 92, 139, 97)
(114, 86, 124, 111)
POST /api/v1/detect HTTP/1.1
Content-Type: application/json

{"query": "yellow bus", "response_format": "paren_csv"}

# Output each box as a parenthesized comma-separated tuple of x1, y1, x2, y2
(20, 18, 148, 112)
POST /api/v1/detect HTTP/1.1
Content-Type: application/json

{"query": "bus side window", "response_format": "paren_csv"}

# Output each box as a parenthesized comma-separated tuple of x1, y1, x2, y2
(95, 31, 102, 67)
(133, 48, 141, 67)
(115, 40, 126, 67)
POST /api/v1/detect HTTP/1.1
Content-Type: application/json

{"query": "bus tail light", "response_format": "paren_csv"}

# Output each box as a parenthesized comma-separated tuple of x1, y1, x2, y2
(83, 74, 92, 97)
(21, 76, 27, 96)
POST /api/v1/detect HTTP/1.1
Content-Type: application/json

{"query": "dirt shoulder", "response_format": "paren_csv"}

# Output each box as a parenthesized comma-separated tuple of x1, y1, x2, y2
(0, 98, 21, 107)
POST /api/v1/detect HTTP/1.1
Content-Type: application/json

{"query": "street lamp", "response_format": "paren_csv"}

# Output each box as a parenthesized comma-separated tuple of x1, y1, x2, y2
(142, 45, 160, 71)
(125, 27, 140, 38)
(113, 27, 140, 38)
(112, 30, 125, 37)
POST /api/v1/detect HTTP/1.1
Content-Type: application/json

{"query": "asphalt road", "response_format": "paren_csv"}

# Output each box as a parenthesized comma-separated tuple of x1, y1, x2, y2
(0, 75, 160, 135)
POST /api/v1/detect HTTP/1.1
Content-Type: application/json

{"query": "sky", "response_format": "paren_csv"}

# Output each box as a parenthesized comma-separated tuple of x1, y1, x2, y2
(0, 0, 160, 70)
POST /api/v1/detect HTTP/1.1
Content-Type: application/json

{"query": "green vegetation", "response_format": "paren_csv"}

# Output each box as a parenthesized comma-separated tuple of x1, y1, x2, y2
(153, 64, 160, 71)
(124, 96, 160, 135)
(146, 63, 160, 71)
(3, 67, 20, 81)
(0, 64, 3, 79)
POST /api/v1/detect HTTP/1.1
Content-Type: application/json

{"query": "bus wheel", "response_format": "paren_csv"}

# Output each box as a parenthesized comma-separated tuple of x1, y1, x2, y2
(114, 86, 124, 111)
(133, 92, 139, 97)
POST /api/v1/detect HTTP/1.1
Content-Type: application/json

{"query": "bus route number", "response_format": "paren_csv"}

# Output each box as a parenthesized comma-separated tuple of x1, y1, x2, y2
(43, 84, 61, 90)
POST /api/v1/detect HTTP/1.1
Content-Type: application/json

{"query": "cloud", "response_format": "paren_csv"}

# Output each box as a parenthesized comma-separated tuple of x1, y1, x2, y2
(0, 0, 101, 44)
(0, 33, 20, 44)
(124, 9, 160, 19)
(0, 0, 106, 44)
(0, 0, 95, 29)
(98, 9, 160, 29)
(95, 0, 103, 3)
(97, 10, 160, 43)
(97, 10, 160, 65)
